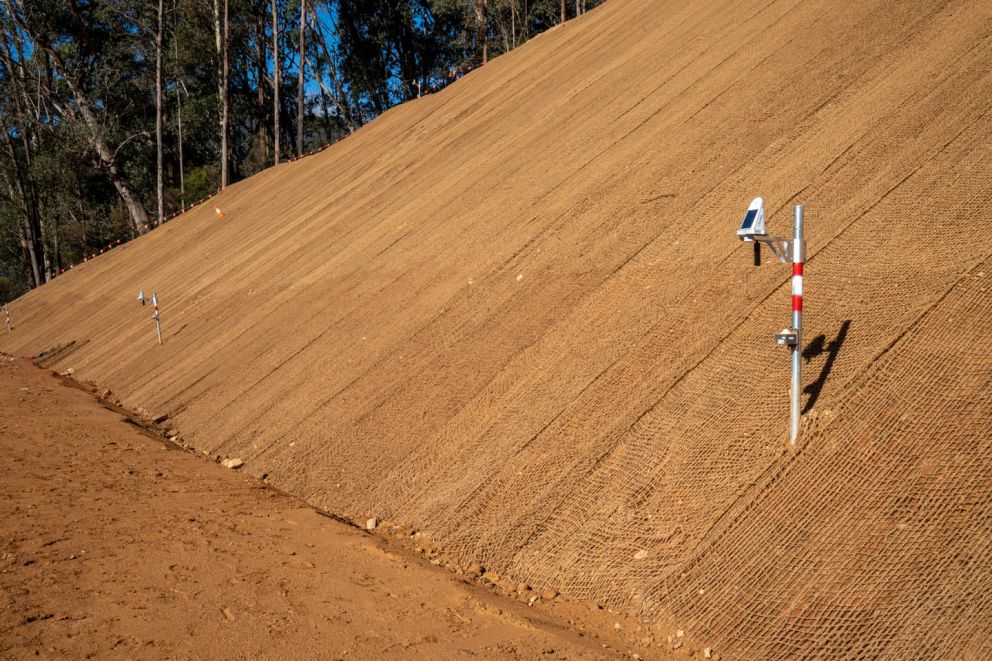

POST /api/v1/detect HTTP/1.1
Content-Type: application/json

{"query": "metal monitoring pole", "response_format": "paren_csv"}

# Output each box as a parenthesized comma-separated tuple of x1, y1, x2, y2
(152, 293, 162, 345)
(789, 206, 805, 447)
(737, 198, 807, 448)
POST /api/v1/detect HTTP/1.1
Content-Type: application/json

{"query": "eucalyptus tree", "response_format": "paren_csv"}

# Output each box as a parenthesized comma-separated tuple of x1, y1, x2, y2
(5, 0, 152, 236)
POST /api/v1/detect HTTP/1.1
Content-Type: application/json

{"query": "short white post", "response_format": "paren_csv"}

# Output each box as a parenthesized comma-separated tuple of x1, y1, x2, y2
(3, 304, 9, 334)
(152, 293, 162, 345)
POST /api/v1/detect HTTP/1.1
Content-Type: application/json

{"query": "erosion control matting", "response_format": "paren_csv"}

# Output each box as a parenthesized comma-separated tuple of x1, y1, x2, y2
(3, 1, 992, 658)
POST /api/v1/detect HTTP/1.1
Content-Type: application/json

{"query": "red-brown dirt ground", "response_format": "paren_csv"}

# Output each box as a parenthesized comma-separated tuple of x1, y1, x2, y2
(1, 357, 677, 660)
(2, 0, 992, 657)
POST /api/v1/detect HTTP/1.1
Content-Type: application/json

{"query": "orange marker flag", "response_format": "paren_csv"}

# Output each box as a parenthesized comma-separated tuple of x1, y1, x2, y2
(215, 207, 225, 218)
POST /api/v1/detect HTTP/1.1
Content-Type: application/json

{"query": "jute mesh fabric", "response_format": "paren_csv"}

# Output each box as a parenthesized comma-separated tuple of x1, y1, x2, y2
(3, 0, 991, 657)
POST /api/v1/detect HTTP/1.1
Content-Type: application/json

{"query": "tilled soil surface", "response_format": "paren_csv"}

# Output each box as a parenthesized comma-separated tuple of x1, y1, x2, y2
(3, 1, 992, 657)
(0, 358, 662, 660)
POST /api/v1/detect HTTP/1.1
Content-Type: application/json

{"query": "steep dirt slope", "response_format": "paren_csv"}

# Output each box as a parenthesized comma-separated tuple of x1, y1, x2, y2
(4, 0, 992, 657)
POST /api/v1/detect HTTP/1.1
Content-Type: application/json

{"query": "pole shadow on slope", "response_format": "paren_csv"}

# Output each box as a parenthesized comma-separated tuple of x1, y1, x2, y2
(802, 319, 851, 414)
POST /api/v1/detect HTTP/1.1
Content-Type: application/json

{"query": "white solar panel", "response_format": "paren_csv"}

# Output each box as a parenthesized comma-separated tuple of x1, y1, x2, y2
(736, 197, 766, 240)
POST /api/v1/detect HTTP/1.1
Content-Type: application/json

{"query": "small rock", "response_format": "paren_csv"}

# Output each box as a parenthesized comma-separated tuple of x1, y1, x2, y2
(481, 571, 501, 585)
(677, 629, 685, 638)
(703, 648, 714, 659)
(633, 549, 648, 560)
(152, 413, 169, 424)
(60, 368, 75, 377)
(614, 622, 622, 630)
(222, 607, 235, 622)
(671, 640, 683, 650)
(221, 458, 244, 469)
(101, 388, 112, 399)
(516, 582, 530, 593)
(365, 518, 377, 530)
(541, 589, 558, 601)
(465, 563, 484, 576)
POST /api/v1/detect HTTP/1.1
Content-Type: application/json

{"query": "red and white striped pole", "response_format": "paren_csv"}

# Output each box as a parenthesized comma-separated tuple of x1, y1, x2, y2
(152, 293, 162, 345)
(789, 205, 806, 447)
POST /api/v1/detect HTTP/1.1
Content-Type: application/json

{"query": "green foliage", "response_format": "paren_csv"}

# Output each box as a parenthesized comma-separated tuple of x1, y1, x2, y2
(0, 0, 603, 293)
(182, 165, 219, 204)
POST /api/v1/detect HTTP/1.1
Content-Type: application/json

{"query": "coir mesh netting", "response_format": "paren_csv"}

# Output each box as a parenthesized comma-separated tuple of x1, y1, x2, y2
(3, 0, 991, 657)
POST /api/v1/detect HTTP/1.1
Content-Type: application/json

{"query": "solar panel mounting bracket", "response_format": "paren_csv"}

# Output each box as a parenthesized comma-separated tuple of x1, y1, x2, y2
(736, 197, 800, 263)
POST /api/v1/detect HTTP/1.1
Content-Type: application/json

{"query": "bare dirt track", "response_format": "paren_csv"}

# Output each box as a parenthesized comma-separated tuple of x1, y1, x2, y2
(2, 0, 992, 658)
(0, 358, 662, 660)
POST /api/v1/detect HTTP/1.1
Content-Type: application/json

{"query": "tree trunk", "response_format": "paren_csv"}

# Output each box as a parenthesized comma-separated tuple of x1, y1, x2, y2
(319, 84, 331, 141)
(475, 0, 488, 65)
(223, 0, 229, 180)
(49, 221, 61, 275)
(155, 0, 164, 224)
(511, 0, 516, 49)
(296, 0, 305, 157)
(0, 38, 45, 284)
(305, 56, 352, 132)
(308, 5, 356, 132)
(214, 0, 228, 188)
(17, 225, 39, 287)
(0, 162, 42, 287)
(256, 6, 267, 148)
(41, 226, 51, 281)
(272, 0, 280, 165)
(21, 32, 149, 235)
(174, 0, 185, 209)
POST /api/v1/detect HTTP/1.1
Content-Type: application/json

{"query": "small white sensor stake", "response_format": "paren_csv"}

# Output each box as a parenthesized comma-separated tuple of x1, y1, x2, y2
(137, 290, 146, 306)
(151, 293, 162, 345)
